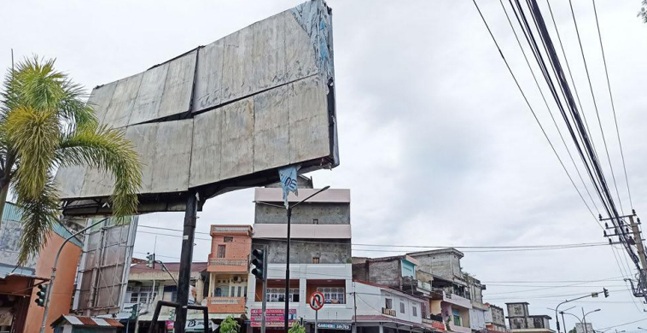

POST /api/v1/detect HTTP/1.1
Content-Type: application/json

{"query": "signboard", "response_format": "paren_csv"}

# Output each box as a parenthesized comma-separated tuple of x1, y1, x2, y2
(309, 291, 325, 311)
(317, 323, 351, 331)
(430, 320, 446, 331)
(251, 309, 297, 327)
(55, 0, 338, 216)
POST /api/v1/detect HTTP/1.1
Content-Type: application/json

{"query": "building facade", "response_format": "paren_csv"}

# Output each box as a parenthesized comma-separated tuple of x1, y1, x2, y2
(506, 303, 553, 333)
(248, 186, 353, 333)
(206, 225, 253, 323)
(353, 281, 427, 333)
(484, 303, 507, 333)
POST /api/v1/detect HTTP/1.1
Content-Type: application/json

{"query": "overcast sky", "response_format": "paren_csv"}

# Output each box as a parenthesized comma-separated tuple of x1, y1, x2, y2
(3, 0, 647, 330)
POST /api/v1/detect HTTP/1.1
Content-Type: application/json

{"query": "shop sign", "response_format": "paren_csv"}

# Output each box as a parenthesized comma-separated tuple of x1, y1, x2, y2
(251, 308, 297, 327)
(317, 323, 351, 331)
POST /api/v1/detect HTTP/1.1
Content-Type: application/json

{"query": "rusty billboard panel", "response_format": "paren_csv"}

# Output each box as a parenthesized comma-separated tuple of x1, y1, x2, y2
(73, 216, 138, 315)
(55, 0, 337, 216)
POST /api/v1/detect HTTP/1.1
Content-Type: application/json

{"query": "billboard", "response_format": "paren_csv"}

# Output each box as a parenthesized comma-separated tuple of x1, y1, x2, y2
(251, 308, 297, 327)
(73, 216, 138, 315)
(55, 0, 338, 216)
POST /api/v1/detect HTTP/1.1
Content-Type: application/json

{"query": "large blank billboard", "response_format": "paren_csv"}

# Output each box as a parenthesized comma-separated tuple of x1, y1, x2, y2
(55, 0, 338, 215)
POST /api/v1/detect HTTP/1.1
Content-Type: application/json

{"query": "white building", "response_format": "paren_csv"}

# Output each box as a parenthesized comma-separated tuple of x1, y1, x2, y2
(353, 281, 427, 333)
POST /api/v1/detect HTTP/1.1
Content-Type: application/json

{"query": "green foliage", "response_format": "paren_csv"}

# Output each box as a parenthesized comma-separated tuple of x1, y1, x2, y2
(289, 321, 306, 333)
(220, 316, 240, 333)
(0, 56, 142, 264)
(640, 0, 647, 22)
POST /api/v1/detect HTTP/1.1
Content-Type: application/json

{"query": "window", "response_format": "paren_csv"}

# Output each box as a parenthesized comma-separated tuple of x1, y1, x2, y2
(453, 309, 461, 326)
(312, 257, 320, 264)
(400, 302, 405, 314)
(412, 306, 418, 317)
(230, 286, 235, 297)
(317, 287, 345, 304)
(266, 288, 299, 302)
(224, 236, 233, 242)
(385, 298, 393, 309)
(215, 288, 222, 297)
(237, 286, 243, 297)
(217, 245, 226, 258)
(130, 292, 139, 303)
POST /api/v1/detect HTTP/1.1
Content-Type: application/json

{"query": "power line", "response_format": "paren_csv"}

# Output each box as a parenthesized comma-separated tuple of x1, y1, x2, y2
(591, 0, 634, 209)
(568, 0, 625, 215)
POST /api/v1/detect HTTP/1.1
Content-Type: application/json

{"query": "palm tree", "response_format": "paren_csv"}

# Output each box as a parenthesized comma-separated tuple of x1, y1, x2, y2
(0, 56, 142, 264)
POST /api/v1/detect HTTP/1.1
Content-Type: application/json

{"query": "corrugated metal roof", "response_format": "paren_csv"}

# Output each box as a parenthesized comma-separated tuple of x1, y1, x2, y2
(52, 315, 123, 328)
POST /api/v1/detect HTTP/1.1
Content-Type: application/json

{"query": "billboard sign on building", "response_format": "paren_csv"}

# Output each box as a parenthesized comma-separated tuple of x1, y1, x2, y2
(54, 0, 338, 216)
(251, 308, 297, 327)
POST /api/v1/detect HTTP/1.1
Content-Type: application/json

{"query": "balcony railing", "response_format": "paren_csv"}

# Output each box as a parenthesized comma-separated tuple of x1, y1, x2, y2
(209, 258, 248, 266)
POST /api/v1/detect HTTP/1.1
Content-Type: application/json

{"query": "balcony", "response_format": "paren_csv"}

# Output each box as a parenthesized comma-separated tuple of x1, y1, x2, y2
(431, 289, 472, 309)
(207, 297, 246, 314)
(207, 258, 249, 273)
(448, 322, 472, 333)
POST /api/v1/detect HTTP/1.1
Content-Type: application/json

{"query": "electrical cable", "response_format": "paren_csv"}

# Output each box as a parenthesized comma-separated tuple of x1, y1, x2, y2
(591, 0, 634, 209)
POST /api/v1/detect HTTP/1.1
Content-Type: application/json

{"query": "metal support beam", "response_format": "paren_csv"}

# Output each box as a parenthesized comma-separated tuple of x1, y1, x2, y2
(174, 191, 199, 333)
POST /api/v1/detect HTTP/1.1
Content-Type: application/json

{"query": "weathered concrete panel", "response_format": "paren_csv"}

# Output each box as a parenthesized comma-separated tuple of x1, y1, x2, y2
(253, 84, 290, 171)
(124, 124, 159, 193)
(87, 81, 117, 125)
(128, 63, 168, 125)
(158, 51, 196, 118)
(284, 11, 318, 82)
(189, 107, 222, 188)
(288, 76, 329, 163)
(102, 74, 142, 129)
(194, 39, 224, 111)
(54, 164, 87, 198)
(251, 14, 286, 91)
(150, 120, 192, 192)
(254, 239, 351, 264)
(255, 204, 350, 225)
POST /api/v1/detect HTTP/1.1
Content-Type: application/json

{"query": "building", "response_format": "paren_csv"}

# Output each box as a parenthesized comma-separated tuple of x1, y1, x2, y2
(407, 249, 472, 333)
(484, 304, 507, 333)
(248, 185, 353, 333)
(506, 303, 553, 333)
(464, 273, 487, 333)
(352, 255, 431, 298)
(118, 259, 208, 332)
(206, 225, 253, 325)
(574, 323, 593, 333)
(353, 281, 427, 333)
(0, 201, 84, 333)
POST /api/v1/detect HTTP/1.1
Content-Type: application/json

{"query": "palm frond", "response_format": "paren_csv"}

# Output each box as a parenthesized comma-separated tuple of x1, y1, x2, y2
(58, 124, 142, 218)
(5, 106, 59, 200)
(16, 177, 59, 265)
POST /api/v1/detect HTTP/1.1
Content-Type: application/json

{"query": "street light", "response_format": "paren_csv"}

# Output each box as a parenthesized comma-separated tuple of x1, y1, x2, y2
(582, 308, 601, 333)
(256, 185, 331, 331)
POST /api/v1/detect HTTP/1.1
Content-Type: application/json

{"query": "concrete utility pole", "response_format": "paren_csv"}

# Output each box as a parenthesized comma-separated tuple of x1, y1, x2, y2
(629, 215, 647, 271)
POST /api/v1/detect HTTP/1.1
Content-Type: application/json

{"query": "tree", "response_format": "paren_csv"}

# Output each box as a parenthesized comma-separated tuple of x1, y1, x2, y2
(0, 56, 142, 264)
(220, 316, 240, 333)
(289, 321, 306, 333)
(640, 0, 647, 22)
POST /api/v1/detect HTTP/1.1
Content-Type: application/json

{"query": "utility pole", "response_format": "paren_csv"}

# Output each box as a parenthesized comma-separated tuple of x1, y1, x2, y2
(629, 215, 647, 271)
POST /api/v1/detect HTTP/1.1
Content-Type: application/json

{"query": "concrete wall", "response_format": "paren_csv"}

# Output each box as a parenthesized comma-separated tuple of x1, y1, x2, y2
(255, 203, 350, 225)
(470, 308, 487, 330)
(253, 239, 351, 264)
(506, 303, 529, 318)
(354, 282, 423, 324)
(409, 251, 463, 281)
(24, 231, 83, 333)
(354, 260, 401, 288)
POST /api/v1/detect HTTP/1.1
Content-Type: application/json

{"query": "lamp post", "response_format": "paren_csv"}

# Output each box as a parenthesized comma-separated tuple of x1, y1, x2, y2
(256, 186, 331, 332)
(581, 308, 601, 333)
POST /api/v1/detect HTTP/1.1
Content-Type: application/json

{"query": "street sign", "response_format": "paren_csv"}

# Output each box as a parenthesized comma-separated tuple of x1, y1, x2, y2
(310, 292, 325, 311)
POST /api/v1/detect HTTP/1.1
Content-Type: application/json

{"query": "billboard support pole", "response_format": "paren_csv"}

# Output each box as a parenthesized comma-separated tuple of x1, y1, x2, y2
(39, 217, 110, 333)
(174, 191, 199, 333)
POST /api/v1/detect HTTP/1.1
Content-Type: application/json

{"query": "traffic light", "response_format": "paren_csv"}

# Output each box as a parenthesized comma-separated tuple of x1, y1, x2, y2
(146, 252, 155, 268)
(251, 248, 266, 280)
(34, 284, 48, 307)
(603, 288, 609, 298)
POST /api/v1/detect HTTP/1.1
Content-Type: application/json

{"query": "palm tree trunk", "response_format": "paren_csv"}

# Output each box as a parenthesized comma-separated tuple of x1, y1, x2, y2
(0, 183, 8, 228)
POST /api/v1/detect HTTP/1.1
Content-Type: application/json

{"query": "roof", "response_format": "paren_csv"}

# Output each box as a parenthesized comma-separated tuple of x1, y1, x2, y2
(407, 247, 465, 259)
(355, 254, 419, 265)
(51, 315, 123, 328)
(128, 261, 208, 274)
(255, 188, 350, 204)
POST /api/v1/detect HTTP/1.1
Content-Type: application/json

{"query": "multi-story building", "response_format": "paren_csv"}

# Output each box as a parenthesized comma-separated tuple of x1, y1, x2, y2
(120, 259, 208, 332)
(353, 281, 427, 333)
(407, 249, 472, 333)
(464, 273, 487, 333)
(484, 303, 507, 333)
(506, 302, 554, 333)
(206, 225, 253, 324)
(352, 255, 431, 297)
(248, 185, 353, 333)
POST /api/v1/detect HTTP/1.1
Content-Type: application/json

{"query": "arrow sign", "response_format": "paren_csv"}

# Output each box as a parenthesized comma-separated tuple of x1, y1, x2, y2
(310, 291, 325, 311)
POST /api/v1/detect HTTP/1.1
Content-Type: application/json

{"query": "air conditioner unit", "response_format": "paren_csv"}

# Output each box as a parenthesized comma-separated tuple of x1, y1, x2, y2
(233, 276, 240, 283)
